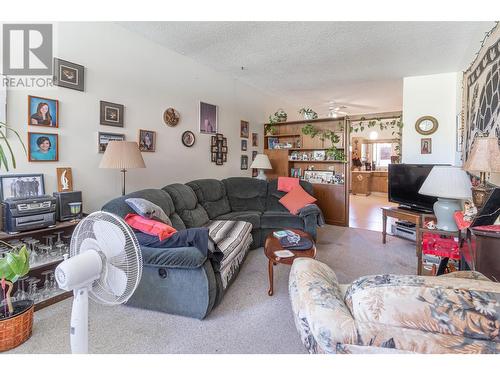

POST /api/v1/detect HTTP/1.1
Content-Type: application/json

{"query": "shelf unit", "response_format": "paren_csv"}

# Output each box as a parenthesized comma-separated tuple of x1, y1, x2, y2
(264, 117, 349, 226)
(0, 221, 79, 311)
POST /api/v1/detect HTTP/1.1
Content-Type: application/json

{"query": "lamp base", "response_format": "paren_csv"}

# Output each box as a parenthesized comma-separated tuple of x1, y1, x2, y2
(471, 183, 493, 210)
(434, 198, 461, 231)
(255, 169, 267, 181)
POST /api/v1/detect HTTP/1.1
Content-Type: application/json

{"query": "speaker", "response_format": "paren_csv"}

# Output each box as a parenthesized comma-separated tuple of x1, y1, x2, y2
(53, 191, 83, 221)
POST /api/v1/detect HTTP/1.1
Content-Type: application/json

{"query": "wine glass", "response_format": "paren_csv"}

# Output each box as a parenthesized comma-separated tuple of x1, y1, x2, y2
(68, 202, 82, 222)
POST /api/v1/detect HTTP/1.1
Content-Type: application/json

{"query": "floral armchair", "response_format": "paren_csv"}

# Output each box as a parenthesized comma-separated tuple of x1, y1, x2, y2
(289, 258, 500, 354)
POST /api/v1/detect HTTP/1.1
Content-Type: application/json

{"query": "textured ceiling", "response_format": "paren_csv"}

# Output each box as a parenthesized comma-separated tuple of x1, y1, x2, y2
(120, 21, 494, 115)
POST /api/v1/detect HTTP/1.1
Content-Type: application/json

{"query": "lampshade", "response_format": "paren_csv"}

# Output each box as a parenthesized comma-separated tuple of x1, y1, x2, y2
(418, 166, 472, 199)
(463, 135, 500, 173)
(99, 141, 146, 169)
(250, 154, 272, 170)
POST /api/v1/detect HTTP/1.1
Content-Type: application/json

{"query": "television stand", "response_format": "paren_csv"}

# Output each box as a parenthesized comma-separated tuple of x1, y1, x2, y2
(381, 206, 422, 244)
(397, 204, 432, 214)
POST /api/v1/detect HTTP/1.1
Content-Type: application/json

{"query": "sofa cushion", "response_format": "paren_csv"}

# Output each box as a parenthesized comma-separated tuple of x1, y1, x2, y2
(124, 213, 177, 241)
(266, 179, 314, 212)
(214, 210, 261, 230)
(279, 185, 317, 215)
(278, 177, 300, 192)
(102, 188, 186, 231)
(163, 183, 210, 228)
(261, 211, 305, 229)
(223, 177, 267, 212)
(125, 197, 173, 225)
(187, 179, 231, 219)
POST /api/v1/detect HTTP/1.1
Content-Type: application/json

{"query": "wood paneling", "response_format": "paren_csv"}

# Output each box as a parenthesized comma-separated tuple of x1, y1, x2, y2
(264, 149, 289, 180)
(313, 183, 347, 226)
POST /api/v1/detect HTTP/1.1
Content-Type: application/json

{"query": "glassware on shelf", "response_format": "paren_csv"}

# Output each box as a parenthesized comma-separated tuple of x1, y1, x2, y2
(68, 202, 82, 222)
(41, 270, 52, 299)
(27, 277, 41, 303)
(14, 275, 29, 301)
(43, 234, 56, 250)
(53, 231, 64, 246)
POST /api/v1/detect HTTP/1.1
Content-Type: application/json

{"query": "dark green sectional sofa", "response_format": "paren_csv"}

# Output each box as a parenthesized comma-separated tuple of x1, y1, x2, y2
(102, 177, 320, 319)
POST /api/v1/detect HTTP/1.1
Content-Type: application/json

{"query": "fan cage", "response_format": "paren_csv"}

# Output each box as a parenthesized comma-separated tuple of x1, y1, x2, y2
(70, 211, 143, 305)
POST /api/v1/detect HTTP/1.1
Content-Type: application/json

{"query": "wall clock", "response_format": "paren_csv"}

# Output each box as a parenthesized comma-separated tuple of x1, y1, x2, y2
(415, 116, 438, 135)
(163, 107, 180, 127)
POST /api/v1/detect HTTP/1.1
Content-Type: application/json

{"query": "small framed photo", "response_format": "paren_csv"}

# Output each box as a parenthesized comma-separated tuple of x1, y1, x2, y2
(53, 58, 85, 91)
(222, 138, 227, 147)
(216, 133, 224, 140)
(0, 173, 45, 201)
(252, 150, 258, 161)
(28, 132, 58, 162)
(98, 132, 125, 153)
(240, 121, 249, 138)
(241, 139, 247, 151)
(138, 129, 156, 152)
(313, 150, 326, 161)
(56, 167, 73, 192)
(199, 101, 218, 134)
(100, 101, 124, 127)
(211, 153, 217, 162)
(252, 133, 258, 147)
(211, 136, 217, 146)
(241, 155, 248, 170)
(28, 95, 58, 127)
(216, 158, 223, 165)
(222, 146, 228, 153)
(421, 138, 432, 154)
(182, 131, 195, 147)
(223, 153, 227, 162)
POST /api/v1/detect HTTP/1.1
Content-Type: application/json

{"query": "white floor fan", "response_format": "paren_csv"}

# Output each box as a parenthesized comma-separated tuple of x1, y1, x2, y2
(55, 211, 143, 354)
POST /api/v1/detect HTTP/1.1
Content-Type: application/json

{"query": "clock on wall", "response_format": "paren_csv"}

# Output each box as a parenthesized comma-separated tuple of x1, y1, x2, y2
(415, 116, 438, 135)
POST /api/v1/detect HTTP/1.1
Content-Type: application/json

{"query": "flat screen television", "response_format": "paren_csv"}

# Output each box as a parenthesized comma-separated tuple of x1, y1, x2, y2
(388, 164, 440, 212)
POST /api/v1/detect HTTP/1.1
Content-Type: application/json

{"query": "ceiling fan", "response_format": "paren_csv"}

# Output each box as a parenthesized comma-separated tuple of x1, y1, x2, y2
(327, 102, 348, 118)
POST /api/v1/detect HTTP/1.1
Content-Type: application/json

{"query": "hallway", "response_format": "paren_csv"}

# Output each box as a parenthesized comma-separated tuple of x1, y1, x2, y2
(349, 193, 397, 232)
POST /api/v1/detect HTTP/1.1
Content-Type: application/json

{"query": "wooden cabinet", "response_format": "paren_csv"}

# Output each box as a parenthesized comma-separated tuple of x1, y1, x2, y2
(264, 117, 349, 226)
(351, 171, 371, 196)
(370, 171, 388, 193)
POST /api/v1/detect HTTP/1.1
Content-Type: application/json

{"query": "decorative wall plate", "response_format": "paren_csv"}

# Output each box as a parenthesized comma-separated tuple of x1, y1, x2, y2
(164, 107, 180, 127)
(182, 131, 195, 147)
(415, 116, 438, 135)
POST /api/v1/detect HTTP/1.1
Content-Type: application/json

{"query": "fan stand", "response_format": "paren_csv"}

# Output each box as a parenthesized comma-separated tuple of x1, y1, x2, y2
(70, 288, 89, 354)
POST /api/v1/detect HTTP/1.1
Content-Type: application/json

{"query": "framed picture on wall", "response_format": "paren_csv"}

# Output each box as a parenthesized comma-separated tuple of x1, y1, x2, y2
(252, 133, 258, 147)
(100, 101, 124, 127)
(98, 132, 125, 153)
(28, 132, 59, 162)
(240, 121, 249, 138)
(241, 139, 247, 151)
(241, 155, 248, 170)
(199, 101, 218, 134)
(28, 95, 58, 127)
(138, 129, 156, 152)
(421, 138, 432, 154)
(53, 58, 85, 92)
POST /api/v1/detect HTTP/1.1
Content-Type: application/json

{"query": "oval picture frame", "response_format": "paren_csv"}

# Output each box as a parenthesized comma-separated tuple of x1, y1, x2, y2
(415, 116, 438, 135)
(163, 107, 180, 127)
(182, 130, 195, 147)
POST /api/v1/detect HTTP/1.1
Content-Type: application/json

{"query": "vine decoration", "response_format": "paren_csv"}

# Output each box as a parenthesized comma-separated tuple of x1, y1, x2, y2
(301, 124, 346, 161)
(349, 116, 404, 159)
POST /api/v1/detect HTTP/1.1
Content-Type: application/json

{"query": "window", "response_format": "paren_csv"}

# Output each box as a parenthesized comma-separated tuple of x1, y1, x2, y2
(373, 143, 392, 167)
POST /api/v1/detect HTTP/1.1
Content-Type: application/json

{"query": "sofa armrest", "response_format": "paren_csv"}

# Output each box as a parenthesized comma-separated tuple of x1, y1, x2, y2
(289, 258, 358, 353)
(141, 245, 207, 269)
(439, 270, 491, 281)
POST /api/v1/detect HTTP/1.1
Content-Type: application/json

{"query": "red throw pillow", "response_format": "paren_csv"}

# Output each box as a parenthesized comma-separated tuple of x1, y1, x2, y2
(125, 214, 177, 241)
(278, 177, 300, 192)
(279, 185, 317, 215)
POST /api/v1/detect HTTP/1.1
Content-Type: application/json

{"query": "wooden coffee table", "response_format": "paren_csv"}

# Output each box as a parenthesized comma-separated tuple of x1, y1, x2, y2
(264, 229, 316, 296)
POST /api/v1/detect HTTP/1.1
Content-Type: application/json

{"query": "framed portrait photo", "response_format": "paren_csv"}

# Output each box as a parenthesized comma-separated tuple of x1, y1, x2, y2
(98, 132, 125, 153)
(252, 133, 258, 147)
(138, 129, 156, 152)
(0, 173, 45, 201)
(53, 58, 85, 91)
(240, 121, 249, 138)
(421, 138, 432, 154)
(240, 155, 248, 170)
(241, 139, 247, 151)
(28, 95, 58, 127)
(199, 101, 218, 134)
(100, 101, 124, 127)
(182, 131, 196, 147)
(28, 132, 58, 162)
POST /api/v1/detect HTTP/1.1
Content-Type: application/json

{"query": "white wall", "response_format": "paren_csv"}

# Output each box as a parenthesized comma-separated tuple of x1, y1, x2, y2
(3, 22, 286, 212)
(402, 72, 461, 165)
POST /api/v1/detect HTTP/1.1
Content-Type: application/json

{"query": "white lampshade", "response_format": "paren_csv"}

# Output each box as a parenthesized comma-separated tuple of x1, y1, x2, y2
(99, 141, 146, 170)
(250, 154, 272, 170)
(418, 166, 472, 199)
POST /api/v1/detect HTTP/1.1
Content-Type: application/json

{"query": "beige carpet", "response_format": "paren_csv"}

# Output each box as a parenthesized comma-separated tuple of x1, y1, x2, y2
(11, 225, 416, 354)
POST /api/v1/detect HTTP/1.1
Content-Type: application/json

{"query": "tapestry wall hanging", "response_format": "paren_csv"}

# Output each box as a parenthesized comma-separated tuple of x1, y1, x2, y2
(463, 23, 500, 162)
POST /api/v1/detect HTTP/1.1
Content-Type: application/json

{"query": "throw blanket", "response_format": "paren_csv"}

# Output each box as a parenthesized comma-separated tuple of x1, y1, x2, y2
(298, 203, 325, 226)
(134, 227, 223, 265)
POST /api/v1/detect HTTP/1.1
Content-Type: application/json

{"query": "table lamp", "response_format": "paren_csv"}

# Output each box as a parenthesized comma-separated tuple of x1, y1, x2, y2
(418, 166, 472, 231)
(463, 135, 500, 209)
(99, 141, 146, 195)
(250, 154, 272, 180)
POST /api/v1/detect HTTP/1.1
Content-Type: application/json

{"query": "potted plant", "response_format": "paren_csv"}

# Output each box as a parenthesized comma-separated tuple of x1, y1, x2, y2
(0, 121, 26, 171)
(265, 121, 278, 136)
(0, 243, 32, 352)
(299, 108, 318, 120)
(274, 109, 287, 123)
